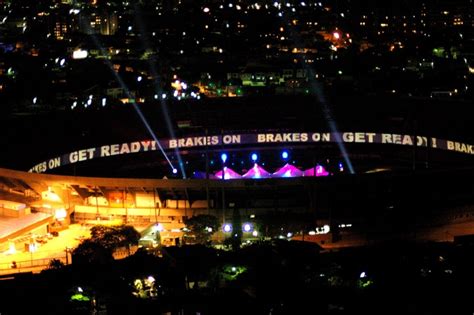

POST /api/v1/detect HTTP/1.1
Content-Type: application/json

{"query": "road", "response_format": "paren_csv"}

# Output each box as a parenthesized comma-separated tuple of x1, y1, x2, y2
(294, 220, 474, 250)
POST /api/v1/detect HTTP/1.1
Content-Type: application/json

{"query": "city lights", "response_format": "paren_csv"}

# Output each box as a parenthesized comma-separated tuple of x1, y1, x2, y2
(72, 49, 88, 59)
(0, 1, 471, 313)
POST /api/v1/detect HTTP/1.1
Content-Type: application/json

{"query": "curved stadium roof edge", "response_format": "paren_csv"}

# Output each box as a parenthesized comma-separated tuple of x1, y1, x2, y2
(28, 130, 474, 174)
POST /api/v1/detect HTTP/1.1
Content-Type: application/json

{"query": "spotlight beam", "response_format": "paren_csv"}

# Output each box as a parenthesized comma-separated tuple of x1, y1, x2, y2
(77, 11, 176, 173)
(283, 12, 355, 174)
(132, 4, 187, 178)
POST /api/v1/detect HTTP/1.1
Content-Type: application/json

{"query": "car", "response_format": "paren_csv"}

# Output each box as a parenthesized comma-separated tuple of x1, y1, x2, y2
(35, 235, 48, 244)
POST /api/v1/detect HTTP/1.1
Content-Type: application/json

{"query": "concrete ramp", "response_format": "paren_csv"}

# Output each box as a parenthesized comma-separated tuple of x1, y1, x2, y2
(0, 213, 53, 246)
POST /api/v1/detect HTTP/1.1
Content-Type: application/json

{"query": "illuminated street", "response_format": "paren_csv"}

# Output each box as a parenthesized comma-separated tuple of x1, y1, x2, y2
(0, 224, 90, 274)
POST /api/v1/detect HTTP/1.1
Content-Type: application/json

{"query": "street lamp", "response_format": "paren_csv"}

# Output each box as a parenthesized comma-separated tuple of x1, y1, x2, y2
(223, 223, 232, 233)
(152, 223, 164, 234)
(251, 153, 258, 163)
(220, 153, 227, 227)
(220, 153, 228, 181)
(94, 187, 99, 220)
(65, 247, 72, 265)
(243, 223, 252, 232)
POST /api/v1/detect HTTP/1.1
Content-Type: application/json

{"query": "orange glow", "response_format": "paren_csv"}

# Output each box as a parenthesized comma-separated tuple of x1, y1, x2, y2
(107, 191, 134, 207)
(171, 80, 182, 90)
(317, 30, 350, 49)
(55, 208, 67, 220)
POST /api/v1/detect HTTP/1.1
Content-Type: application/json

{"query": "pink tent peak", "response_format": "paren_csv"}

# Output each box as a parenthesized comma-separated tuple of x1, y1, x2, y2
(242, 163, 271, 179)
(273, 163, 304, 178)
(214, 167, 242, 179)
(304, 165, 329, 177)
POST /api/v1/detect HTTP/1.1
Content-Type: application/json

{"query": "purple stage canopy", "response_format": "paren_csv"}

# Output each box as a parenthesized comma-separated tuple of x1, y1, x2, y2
(196, 164, 330, 179)
(242, 163, 271, 179)
(273, 163, 304, 178)
(214, 167, 242, 179)
(304, 165, 329, 177)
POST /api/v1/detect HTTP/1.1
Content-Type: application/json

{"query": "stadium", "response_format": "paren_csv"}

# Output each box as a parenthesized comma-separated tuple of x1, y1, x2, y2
(10, 94, 473, 176)
(0, 94, 473, 255)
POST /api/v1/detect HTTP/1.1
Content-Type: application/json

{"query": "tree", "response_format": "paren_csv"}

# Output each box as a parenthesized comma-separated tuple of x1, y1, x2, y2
(47, 258, 65, 270)
(115, 225, 141, 254)
(90, 225, 119, 250)
(90, 225, 112, 240)
(89, 224, 141, 251)
(183, 215, 219, 245)
(258, 212, 314, 238)
(71, 239, 113, 265)
(229, 207, 243, 250)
